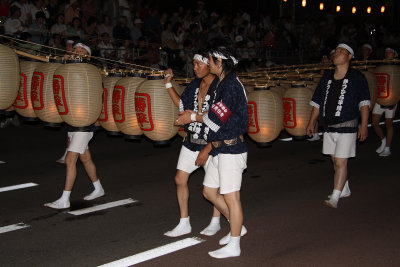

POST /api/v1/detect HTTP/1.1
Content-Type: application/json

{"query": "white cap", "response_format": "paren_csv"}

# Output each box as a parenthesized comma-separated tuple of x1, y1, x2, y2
(73, 43, 91, 56)
(362, 43, 373, 51)
(337, 43, 354, 58)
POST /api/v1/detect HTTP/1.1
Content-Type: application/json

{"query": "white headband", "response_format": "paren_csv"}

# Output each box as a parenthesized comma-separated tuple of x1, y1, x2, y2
(211, 51, 239, 65)
(337, 43, 354, 58)
(362, 44, 373, 51)
(73, 43, 91, 56)
(193, 54, 209, 65)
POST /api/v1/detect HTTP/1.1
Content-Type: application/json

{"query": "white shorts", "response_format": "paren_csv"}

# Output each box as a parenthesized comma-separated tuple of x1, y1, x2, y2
(203, 153, 247, 194)
(372, 103, 397, 119)
(67, 132, 93, 154)
(323, 132, 356, 158)
(177, 145, 211, 174)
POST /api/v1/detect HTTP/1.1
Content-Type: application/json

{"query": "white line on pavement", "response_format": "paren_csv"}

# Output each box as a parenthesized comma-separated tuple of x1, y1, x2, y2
(0, 182, 38, 193)
(68, 198, 138, 216)
(0, 223, 29, 234)
(0, 161, 5, 164)
(98, 237, 205, 267)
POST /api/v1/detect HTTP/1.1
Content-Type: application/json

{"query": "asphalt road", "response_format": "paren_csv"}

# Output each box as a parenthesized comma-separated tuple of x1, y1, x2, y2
(1, 117, 399, 266)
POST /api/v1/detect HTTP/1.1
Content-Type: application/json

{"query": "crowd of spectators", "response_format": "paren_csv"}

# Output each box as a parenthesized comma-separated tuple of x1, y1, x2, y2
(0, 0, 399, 75)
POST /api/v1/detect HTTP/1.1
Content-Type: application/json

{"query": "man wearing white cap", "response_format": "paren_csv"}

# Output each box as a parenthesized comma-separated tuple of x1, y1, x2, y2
(46, 43, 105, 209)
(306, 43, 370, 208)
(371, 47, 398, 157)
(361, 43, 373, 60)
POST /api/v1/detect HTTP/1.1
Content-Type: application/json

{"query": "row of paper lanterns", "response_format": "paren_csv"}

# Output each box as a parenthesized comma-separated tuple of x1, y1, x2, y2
(1, 44, 400, 146)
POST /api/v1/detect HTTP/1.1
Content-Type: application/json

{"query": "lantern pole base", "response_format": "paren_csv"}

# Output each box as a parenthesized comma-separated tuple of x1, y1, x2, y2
(107, 131, 123, 136)
(22, 117, 39, 122)
(124, 134, 142, 140)
(292, 135, 308, 141)
(44, 122, 62, 127)
(256, 142, 272, 148)
(153, 140, 171, 147)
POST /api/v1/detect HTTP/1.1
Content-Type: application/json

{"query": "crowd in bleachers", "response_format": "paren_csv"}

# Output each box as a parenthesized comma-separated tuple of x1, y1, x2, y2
(0, 0, 399, 75)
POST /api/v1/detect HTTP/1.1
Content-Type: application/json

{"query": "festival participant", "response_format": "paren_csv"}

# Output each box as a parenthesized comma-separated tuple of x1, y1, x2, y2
(175, 47, 249, 258)
(163, 52, 221, 237)
(371, 47, 398, 157)
(44, 43, 105, 209)
(306, 43, 370, 209)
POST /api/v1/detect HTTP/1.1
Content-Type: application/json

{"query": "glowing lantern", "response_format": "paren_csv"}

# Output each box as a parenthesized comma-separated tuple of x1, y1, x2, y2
(135, 74, 180, 145)
(352, 7, 356, 14)
(99, 73, 125, 134)
(359, 66, 377, 109)
(381, 6, 385, 13)
(53, 60, 103, 127)
(0, 45, 20, 111)
(319, 3, 324, 10)
(112, 72, 146, 139)
(302, 0, 306, 7)
(31, 59, 63, 126)
(367, 7, 371, 14)
(283, 83, 314, 139)
(336, 5, 341, 12)
(247, 84, 283, 147)
(14, 60, 42, 120)
(374, 62, 400, 106)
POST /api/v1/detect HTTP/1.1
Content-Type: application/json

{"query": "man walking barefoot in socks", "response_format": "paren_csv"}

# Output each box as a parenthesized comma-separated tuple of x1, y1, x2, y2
(306, 43, 370, 209)
(44, 43, 105, 209)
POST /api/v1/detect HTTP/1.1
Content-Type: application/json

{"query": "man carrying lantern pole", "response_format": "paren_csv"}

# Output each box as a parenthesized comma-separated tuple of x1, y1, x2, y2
(306, 43, 370, 209)
(175, 47, 248, 258)
(163, 52, 222, 238)
(371, 47, 398, 157)
(44, 43, 105, 209)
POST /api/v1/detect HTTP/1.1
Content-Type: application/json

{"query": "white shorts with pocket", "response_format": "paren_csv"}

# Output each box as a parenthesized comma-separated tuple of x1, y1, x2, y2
(372, 103, 397, 119)
(67, 132, 93, 154)
(323, 132, 357, 158)
(203, 153, 247, 194)
(177, 145, 211, 174)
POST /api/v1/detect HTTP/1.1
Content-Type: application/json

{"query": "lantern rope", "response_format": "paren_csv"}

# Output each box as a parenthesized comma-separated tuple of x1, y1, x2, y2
(0, 34, 163, 72)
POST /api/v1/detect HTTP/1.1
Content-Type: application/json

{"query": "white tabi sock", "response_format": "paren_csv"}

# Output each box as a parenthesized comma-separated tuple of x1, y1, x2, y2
(84, 180, 105, 200)
(44, 190, 71, 209)
(209, 236, 241, 259)
(376, 137, 387, 153)
(325, 189, 341, 208)
(200, 216, 221, 236)
(164, 217, 192, 237)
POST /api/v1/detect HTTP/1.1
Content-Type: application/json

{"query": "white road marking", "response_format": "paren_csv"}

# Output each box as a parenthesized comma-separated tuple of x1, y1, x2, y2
(0, 223, 29, 234)
(98, 237, 205, 267)
(68, 198, 138, 216)
(0, 161, 5, 164)
(0, 182, 38, 193)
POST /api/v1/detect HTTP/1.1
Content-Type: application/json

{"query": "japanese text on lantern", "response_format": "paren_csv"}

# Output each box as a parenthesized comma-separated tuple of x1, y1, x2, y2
(53, 75, 68, 115)
(376, 73, 390, 99)
(135, 92, 154, 131)
(247, 101, 259, 133)
(98, 88, 108, 121)
(32, 72, 44, 110)
(283, 98, 296, 128)
(14, 74, 28, 109)
(112, 86, 124, 122)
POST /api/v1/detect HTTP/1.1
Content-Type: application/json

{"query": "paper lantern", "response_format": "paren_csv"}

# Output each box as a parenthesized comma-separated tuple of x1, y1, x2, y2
(283, 83, 314, 139)
(0, 45, 20, 110)
(31, 59, 63, 126)
(135, 74, 180, 145)
(98, 73, 125, 135)
(14, 60, 42, 120)
(247, 85, 283, 147)
(374, 62, 400, 106)
(53, 61, 103, 127)
(359, 66, 377, 109)
(112, 72, 146, 139)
